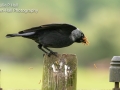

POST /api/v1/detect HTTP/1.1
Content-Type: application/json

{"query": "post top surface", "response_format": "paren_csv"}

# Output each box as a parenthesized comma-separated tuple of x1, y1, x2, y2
(112, 56, 120, 61)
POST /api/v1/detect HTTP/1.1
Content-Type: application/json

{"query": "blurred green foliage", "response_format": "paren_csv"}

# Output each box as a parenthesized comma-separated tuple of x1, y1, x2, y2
(1, 0, 119, 65)
(0, 0, 120, 89)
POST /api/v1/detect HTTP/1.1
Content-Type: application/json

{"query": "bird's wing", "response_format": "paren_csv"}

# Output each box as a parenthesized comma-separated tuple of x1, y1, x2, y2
(19, 26, 42, 34)
(19, 23, 76, 35)
(42, 23, 76, 33)
(18, 24, 62, 34)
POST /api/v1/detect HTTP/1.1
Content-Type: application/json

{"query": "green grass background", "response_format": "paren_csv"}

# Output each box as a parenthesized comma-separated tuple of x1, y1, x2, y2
(0, 63, 113, 90)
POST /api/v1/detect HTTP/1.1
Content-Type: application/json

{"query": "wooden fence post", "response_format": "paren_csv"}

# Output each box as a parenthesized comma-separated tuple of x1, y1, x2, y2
(42, 54, 77, 90)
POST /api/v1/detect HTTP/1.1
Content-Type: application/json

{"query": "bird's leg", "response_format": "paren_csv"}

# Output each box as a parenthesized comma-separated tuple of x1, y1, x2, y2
(43, 47, 58, 57)
(38, 44, 49, 56)
(44, 47, 53, 52)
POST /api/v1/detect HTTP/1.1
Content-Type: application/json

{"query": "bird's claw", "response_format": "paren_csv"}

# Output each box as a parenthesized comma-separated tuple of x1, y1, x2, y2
(43, 52, 58, 57)
(43, 53, 46, 57)
(48, 52, 58, 57)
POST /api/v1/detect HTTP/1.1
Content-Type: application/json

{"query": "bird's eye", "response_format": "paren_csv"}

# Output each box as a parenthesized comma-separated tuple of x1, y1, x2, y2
(81, 33, 84, 37)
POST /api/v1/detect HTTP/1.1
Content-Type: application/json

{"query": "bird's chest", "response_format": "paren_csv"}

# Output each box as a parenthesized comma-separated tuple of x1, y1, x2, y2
(50, 37, 73, 48)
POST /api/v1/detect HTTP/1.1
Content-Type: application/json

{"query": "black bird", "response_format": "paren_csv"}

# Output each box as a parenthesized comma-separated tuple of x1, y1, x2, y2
(6, 23, 89, 56)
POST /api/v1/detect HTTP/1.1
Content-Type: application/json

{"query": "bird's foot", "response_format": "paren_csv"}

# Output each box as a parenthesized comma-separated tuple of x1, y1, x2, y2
(48, 52, 58, 57)
(42, 52, 58, 57)
(43, 53, 46, 57)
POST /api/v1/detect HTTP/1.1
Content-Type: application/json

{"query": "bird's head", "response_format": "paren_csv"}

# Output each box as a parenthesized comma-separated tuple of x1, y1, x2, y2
(79, 33, 89, 45)
(71, 29, 89, 45)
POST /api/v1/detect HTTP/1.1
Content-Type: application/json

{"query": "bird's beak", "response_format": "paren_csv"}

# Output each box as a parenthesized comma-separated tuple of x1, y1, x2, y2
(82, 36, 89, 45)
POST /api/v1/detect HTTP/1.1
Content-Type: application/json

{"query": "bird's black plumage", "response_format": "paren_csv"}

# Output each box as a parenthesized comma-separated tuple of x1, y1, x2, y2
(6, 23, 89, 56)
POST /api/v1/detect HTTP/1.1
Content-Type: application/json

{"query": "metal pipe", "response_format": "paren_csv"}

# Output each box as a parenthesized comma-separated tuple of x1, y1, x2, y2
(109, 56, 120, 90)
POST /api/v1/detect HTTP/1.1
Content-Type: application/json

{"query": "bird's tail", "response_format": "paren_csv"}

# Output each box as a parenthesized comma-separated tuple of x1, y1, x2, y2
(6, 32, 35, 38)
(6, 34, 21, 38)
